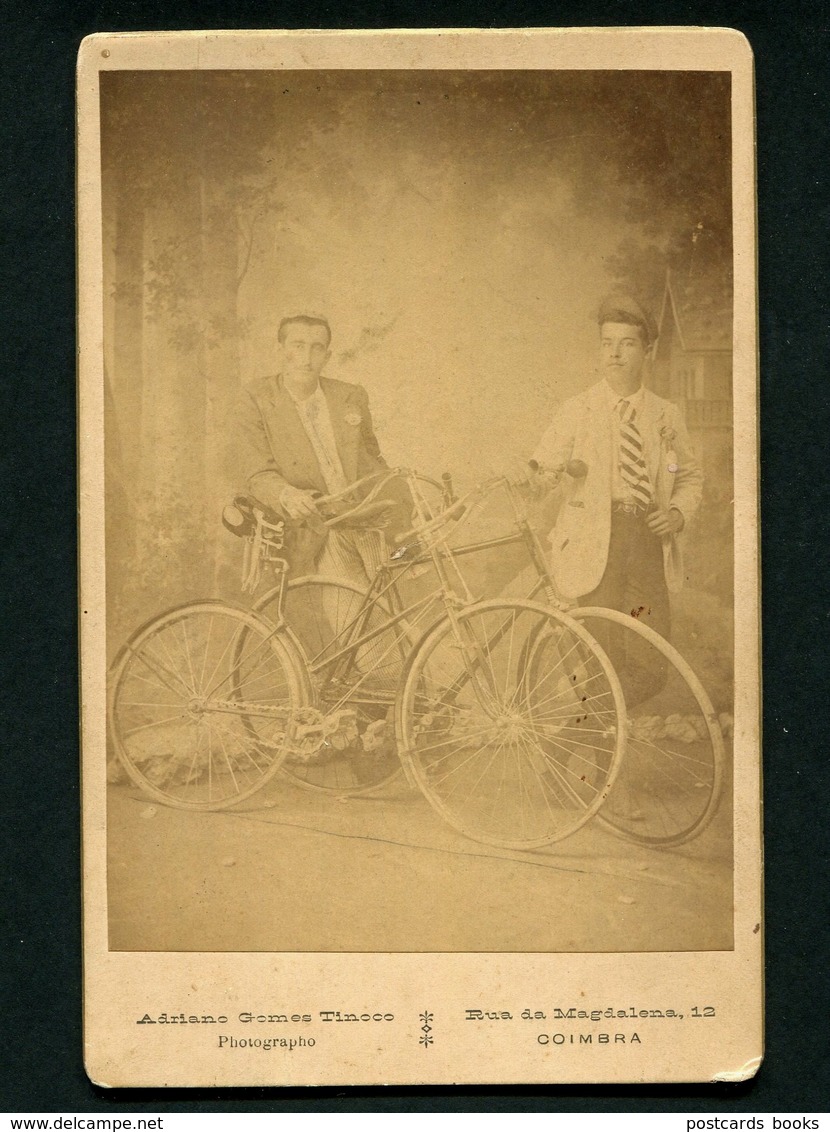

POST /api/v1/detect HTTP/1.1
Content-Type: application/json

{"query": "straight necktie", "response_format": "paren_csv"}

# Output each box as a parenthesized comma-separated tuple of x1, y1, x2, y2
(616, 400, 653, 510)
(304, 395, 347, 493)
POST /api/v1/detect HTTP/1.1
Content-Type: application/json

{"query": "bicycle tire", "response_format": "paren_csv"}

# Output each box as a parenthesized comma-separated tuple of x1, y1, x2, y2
(396, 599, 626, 849)
(566, 607, 725, 846)
(109, 600, 306, 810)
(253, 577, 417, 795)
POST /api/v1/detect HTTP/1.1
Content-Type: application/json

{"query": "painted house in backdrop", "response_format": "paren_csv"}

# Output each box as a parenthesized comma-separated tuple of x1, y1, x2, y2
(652, 254, 733, 595)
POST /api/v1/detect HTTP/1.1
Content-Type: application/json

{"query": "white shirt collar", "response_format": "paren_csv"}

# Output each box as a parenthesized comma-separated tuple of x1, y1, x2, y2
(283, 377, 324, 407)
(604, 380, 646, 414)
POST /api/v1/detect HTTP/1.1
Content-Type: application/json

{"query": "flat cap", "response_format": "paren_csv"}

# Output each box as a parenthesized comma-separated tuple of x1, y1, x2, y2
(596, 293, 658, 345)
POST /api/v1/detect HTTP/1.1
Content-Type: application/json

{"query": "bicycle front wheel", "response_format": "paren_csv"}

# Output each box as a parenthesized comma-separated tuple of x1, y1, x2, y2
(569, 608, 725, 846)
(396, 600, 626, 849)
(109, 601, 306, 809)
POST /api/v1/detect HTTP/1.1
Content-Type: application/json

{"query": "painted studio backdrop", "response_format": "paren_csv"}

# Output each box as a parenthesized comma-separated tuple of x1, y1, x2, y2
(102, 68, 733, 715)
(100, 68, 737, 953)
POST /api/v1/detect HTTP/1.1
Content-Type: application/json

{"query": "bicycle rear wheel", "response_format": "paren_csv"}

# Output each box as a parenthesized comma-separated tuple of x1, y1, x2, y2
(569, 608, 725, 846)
(254, 577, 412, 794)
(396, 599, 626, 849)
(109, 601, 306, 809)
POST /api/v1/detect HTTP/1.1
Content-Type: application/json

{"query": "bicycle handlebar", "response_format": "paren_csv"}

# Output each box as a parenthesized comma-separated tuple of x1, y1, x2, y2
(228, 467, 533, 556)
(313, 468, 454, 530)
(391, 476, 509, 548)
(312, 467, 449, 509)
(312, 468, 403, 509)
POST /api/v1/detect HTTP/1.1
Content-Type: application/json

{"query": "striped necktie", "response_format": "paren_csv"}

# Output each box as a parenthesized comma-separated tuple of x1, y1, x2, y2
(616, 399, 653, 510)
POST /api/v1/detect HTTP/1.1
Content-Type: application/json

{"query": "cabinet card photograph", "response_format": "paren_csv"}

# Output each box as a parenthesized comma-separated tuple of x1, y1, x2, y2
(78, 28, 761, 1086)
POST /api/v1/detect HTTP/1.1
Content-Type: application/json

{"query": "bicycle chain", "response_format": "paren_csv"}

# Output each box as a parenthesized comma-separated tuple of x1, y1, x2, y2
(210, 698, 291, 718)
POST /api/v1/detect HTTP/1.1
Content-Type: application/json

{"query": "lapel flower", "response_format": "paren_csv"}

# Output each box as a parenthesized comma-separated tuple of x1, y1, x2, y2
(660, 424, 677, 445)
(344, 411, 362, 427)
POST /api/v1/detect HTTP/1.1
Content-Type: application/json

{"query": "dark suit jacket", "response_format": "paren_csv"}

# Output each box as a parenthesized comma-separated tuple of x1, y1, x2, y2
(233, 373, 410, 571)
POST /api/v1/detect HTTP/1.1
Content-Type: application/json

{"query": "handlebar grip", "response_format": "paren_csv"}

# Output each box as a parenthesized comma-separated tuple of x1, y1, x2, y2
(441, 471, 456, 504)
(527, 459, 586, 478)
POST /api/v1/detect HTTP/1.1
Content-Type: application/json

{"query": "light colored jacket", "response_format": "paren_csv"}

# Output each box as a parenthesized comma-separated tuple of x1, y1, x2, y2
(533, 380, 703, 599)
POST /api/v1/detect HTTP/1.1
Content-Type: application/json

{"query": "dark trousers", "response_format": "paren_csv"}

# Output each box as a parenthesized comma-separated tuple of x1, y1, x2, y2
(580, 511, 671, 710)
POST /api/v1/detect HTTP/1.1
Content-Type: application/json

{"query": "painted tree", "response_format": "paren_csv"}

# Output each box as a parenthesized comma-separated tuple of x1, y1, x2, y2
(102, 70, 731, 643)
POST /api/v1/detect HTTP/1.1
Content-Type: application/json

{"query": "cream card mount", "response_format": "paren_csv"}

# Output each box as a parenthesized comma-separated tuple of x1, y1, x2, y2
(78, 27, 761, 1086)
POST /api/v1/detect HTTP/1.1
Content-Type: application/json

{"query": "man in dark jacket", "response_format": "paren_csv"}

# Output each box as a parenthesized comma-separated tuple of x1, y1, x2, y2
(234, 313, 411, 581)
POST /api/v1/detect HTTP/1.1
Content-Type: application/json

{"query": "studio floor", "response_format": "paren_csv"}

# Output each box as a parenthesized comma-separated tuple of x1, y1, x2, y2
(106, 760, 734, 954)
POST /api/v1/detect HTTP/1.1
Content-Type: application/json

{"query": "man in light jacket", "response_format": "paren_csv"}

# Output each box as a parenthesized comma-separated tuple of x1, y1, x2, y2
(531, 294, 703, 704)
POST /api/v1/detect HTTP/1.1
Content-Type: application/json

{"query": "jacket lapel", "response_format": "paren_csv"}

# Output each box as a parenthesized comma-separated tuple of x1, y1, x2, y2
(262, 376, 327, 493)
(586, 380, 612, 490)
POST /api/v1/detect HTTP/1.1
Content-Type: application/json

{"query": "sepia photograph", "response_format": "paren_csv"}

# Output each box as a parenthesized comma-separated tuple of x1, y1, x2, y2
(101, 66, 734, 954)
(79, 28, 760, 1085)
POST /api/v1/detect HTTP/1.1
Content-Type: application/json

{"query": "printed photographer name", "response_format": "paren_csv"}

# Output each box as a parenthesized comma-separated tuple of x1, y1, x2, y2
(135, 1010, 395, 1025)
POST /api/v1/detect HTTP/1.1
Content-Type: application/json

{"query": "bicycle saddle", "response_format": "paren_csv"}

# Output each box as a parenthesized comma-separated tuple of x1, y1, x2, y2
(222, 496, 284, 537)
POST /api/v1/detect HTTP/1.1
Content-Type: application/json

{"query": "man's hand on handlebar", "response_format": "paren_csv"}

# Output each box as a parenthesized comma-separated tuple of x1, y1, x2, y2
(525, 460, 568, 497)
(280, 485, 320, 520)
(492, 457, 563, 496)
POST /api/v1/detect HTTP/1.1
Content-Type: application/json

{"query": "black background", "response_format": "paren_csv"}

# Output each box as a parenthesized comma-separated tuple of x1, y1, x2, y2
(2, 0, 828, 1114)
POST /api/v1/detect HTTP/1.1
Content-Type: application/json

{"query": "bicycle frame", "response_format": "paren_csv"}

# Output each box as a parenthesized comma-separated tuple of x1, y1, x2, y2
(111, 466, 720, 844)
(269, 471, 571, 711)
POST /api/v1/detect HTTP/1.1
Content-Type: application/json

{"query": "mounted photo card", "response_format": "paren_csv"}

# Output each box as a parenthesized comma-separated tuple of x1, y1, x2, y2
(78, 27, 761, 1086)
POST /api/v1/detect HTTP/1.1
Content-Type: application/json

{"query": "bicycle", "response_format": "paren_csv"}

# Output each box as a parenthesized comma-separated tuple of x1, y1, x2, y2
(108, 467, 724, 849)
(249, 468, 725, 848)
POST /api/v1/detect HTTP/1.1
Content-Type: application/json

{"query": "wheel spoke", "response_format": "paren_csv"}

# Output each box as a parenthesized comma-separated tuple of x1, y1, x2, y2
(111, 605, 300, 810)
(262, 579, 410, 796)
(128, 643, 195, 700)
(441, 733, 509, 805)
(151, 628, 200, 698)
(122, 711, 188, 737)
(520, 726, 617, 776)
(177, 616, 200, 696)
(631, 732, 715, 773)
(400, 603, 625, 848)
(570, 608, 722, 845)
(205, 631, 281, 700)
